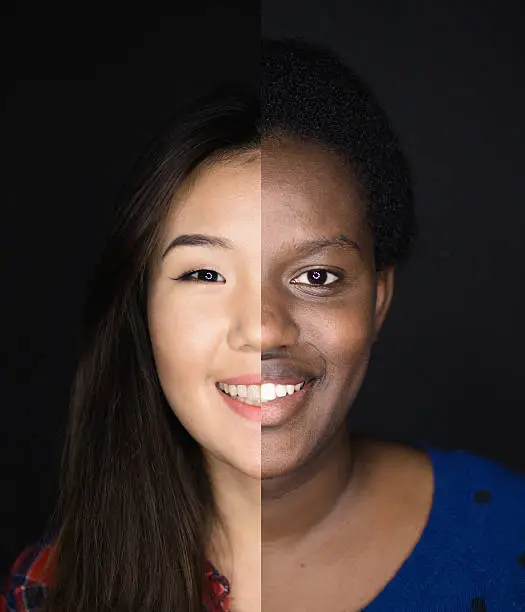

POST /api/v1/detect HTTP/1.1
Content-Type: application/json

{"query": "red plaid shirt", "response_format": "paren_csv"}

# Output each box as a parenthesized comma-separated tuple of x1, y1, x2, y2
(1, 540, 231, 611)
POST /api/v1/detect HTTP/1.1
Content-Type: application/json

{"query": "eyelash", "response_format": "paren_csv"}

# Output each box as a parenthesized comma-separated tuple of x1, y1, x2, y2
(175, 268, 343, 288)
(291, 269, 342, 288)
(176, 269, 226, 283)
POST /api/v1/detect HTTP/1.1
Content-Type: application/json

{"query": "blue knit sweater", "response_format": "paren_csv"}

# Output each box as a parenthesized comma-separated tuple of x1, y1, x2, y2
(363, 444, 525, 611)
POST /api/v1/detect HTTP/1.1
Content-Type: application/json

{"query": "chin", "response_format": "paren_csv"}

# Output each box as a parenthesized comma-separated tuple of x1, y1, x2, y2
(260, 456, 299, 480)
(230, 456, 262, 480)
(217, 444, 262, 480)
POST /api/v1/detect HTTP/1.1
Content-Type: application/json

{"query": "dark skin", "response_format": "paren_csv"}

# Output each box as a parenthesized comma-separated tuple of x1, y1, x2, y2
(260, 137, 434, 611)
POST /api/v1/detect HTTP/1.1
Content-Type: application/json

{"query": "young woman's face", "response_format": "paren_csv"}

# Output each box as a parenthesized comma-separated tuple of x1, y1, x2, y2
(261, 138, 394, 479)
(147, 152, 262, 479)
(147, 141, 394, 483)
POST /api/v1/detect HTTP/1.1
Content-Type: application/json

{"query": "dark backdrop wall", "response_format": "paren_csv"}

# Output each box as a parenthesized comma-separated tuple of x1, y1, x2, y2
(263, 0, 525, 468)
(0, 3, 258, 581)
(1, 0, 524, 583)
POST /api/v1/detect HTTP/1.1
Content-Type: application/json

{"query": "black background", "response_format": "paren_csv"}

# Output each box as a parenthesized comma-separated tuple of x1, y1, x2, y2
(263, 0, 525, 465)
(1, 0, 524, 582)
(1, 2, 259, 581)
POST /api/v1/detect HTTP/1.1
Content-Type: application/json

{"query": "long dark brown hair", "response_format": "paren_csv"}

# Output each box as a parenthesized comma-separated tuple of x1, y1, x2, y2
(40, 84, 259, 612)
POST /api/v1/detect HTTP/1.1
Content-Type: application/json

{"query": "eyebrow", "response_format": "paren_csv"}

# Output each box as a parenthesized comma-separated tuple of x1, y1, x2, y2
(161, 233, 235, 259)
(161, 233, 360, 260)
(292, 235, 362, 257)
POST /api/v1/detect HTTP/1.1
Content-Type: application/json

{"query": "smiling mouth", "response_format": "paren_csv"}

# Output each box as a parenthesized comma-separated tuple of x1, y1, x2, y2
(216, 382, 306, 406)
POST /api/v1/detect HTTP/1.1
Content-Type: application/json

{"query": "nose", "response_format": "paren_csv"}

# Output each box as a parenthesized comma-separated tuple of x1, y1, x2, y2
(261, 285, 300, 353)
(227, 276, 261, 352)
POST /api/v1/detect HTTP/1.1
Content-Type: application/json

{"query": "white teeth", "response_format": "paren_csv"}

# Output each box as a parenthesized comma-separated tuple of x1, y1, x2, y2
(261, 383, 276, 401)
(237, 384, 247, 398)
(217, 381, 305, 405)
(276, 385, 287, 398)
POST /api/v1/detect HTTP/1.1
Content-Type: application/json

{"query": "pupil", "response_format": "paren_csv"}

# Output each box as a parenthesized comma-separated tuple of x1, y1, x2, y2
(202, 270, 215, 281)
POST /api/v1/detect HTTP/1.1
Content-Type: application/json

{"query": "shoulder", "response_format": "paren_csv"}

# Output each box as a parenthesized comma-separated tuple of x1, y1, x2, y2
(380, 441, 525, 603)
(1, 539, 56, 612)
(359, 436, 525, 517)
(426, 444, 525, 515)
(425, 444, 525, 591)
(447, 446, 525, 544)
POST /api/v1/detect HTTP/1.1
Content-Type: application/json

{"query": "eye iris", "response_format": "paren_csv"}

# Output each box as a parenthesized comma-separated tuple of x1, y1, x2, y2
(199, 270, 216, 281)
(308, 270, 327, 285)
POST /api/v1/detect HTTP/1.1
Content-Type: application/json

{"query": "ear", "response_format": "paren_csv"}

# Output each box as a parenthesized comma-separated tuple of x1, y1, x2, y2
(373, 266, 395, 342)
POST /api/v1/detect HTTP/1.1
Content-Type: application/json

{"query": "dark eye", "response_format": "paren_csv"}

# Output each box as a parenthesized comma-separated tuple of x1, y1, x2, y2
(178, 269, 226, 283)
(291, 269, 340, 287)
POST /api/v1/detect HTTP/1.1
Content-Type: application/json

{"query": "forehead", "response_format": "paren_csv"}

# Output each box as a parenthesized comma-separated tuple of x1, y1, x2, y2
(261, 137, 367, 234)
(164, 152, 261, 229)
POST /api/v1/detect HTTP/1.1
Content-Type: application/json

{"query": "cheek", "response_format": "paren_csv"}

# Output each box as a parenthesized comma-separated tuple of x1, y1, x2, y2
(148, 292, 226, 382)
(148, 294, 227, 435)
(302, 301, 376, 371)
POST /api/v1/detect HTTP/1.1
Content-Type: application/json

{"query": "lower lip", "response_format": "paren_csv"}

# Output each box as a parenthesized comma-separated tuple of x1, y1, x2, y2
(216, 381, 313, 425)
(216, 385, 262, 422)
(261, 382, 312, 427)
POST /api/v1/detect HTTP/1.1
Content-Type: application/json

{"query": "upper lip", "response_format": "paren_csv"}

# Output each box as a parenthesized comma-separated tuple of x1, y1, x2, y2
(217, 362, 319, 387)
(218, 374, 262, 385)
(261, 360, 318, 386)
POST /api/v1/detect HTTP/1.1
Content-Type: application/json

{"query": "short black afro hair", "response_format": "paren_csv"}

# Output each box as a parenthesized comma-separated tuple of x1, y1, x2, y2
(262, 38, 417, 270)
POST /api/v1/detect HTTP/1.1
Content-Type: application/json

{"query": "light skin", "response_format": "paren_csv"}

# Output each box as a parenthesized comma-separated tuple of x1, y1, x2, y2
(147, 152, 263, 609)
(147, 141, 434, 611)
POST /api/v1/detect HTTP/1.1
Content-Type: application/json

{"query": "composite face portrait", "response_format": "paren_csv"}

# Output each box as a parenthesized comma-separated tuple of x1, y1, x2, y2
(3, 9, 525, 612)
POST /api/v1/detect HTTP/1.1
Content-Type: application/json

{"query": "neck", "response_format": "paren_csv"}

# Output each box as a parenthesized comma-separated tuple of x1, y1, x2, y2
(204, 429, 365, 578)
(262, 427, 362, 548)
(206, 454, 261, 582)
